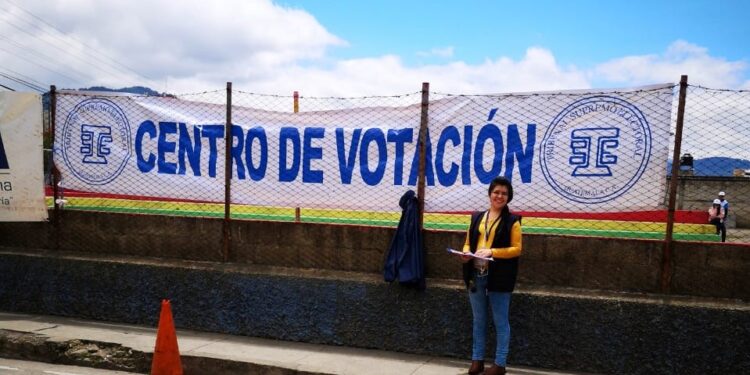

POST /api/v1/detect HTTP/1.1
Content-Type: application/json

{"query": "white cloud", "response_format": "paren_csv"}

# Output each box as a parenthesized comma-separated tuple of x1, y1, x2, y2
(1, 1, 748, 97)
(416, 46, 454, 58)
(0, 0, 591, 95)
(0, 0, 346, 90)
(593, 40, 748, 88)
(236, 47, 590, 96)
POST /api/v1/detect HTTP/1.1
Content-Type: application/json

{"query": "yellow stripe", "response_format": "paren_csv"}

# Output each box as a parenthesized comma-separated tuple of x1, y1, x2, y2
(45, 197, 715, 234)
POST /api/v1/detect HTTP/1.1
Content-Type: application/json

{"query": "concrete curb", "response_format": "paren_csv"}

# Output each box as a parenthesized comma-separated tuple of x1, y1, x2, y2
(0, 329, 327, 375)
(0, 329, 150, 373)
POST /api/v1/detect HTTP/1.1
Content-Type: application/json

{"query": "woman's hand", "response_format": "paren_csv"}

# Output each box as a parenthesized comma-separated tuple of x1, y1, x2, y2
(475, 248, 493, 259)
(459, 253, 472, 263)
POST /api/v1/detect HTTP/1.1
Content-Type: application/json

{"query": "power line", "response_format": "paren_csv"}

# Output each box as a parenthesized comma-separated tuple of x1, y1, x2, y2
(0, 73, 45, 92)
(0, 11, 134, 86)
(0, 71, 45, 92)
(3, 0, 148, 80)
(0, 28, 130, 85)
(3, 0, 153, 84)
(0, 44, 82, 84)
(0, 82, 16, 91)
(0, 34, 96, 84)
(0, 67, 46, 90)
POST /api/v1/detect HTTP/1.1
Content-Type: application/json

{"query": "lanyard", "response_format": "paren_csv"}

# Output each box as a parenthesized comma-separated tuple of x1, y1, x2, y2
(483, 210, 501, 244)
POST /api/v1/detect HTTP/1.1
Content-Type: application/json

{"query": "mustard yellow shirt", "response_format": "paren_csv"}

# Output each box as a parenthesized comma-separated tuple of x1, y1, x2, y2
(462, 213, 522, 258)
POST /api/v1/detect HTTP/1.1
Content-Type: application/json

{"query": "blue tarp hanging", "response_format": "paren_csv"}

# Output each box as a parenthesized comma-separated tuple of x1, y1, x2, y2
(383, 190, 425, 290)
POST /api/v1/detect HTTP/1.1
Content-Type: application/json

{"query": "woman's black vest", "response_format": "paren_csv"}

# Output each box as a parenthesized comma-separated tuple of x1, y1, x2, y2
(462, 210, 521, 292)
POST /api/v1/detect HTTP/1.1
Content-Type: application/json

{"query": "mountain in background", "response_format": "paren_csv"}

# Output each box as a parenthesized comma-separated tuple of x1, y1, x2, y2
(79, 86, 162, 96)
(42, 86, 163, 110)
(668, 157, 750, 176)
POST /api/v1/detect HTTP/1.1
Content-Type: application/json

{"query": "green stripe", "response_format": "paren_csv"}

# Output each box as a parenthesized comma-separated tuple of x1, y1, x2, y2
(60, 205, 720, 242)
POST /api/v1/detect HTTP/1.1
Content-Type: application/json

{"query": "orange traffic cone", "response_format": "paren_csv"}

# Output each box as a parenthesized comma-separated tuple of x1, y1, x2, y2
(151, 299, 183, 375)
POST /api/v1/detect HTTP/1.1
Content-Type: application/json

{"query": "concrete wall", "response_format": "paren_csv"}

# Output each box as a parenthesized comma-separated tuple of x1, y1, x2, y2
(2, 212, 750, 374)
(673, 175, 750, 228)
(0, 251, 747, 375)
(1, 210, 749, 300)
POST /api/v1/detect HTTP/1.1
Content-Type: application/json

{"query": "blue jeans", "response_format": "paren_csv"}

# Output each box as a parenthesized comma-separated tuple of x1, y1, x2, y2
(468, 272, 511, 366)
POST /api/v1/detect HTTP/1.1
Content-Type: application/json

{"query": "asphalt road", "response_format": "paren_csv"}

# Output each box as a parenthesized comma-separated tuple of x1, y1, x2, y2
(0, 358, 140, 375)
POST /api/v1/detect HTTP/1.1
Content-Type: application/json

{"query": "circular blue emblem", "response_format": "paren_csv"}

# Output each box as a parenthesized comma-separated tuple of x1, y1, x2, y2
(61, 98, 131, 185)
(539, 95, 652, 204)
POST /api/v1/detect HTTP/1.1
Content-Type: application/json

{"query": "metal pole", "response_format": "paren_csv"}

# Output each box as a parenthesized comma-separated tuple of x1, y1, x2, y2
(661, 75, 688, 293)
(417, 82, 430, 231)
(294, 91, 301, 223)
(293, 90, 300, 113)
(222, 82, 232, 262)
(49, 85, 59, 250)
(50, 86, 58, 212)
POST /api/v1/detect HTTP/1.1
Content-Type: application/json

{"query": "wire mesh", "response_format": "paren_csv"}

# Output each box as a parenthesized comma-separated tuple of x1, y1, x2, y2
(44, 82, 750, 252)
(678, 86, 750, 168)
(52, 90, 227, 219)
(426, 86, 681, 240)
(43, 94, 53, 187)
(230, 90, 423, 227)
(672, 85, 750, 242)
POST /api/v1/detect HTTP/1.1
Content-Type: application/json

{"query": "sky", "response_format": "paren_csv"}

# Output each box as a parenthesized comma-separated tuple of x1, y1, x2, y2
(1, 0, 749, 96)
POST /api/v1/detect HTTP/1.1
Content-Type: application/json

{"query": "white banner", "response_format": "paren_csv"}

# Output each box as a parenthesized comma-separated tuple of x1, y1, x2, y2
(54, 85, 673, 212)
(426, 85, 673, 212)
(0, 92, 47, 221)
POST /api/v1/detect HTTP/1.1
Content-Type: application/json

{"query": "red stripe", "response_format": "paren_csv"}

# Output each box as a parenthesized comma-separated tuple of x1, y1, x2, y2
(46, 186, 708, 224)
(45, 186, 221, 204)
(434, 210, 708, 224)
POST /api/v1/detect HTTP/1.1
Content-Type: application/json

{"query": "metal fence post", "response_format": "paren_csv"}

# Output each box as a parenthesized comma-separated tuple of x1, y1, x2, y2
(293, 91, 301, 223)
(661, 75, 688, 293)
(49, 85, 59, 251)
(222, 82, 232, 262)
(417, 82, 430, 230)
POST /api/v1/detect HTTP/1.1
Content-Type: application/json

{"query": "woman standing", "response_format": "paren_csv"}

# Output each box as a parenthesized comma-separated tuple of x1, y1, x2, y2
(459, 176, 522, 375)
(708, 198, 726, 242)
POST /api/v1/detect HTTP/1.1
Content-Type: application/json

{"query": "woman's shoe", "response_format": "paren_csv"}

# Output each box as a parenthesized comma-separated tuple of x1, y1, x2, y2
(468, 360, 484, 375)
(484, 364, 506, 375)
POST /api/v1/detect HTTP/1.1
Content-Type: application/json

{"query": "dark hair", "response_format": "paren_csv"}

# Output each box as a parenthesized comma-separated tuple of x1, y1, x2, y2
(488, 176, 513, 203)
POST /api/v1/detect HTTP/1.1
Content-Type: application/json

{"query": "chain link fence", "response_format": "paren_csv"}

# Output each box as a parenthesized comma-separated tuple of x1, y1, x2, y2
(672, 86, 750, 241)
(37, 81, 750, 255)
(230, 90, 423, 226)
(52, 90, 227, 219)
(426, 86, 677, 239)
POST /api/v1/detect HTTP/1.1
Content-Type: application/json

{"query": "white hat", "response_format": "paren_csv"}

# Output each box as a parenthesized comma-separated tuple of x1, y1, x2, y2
(713, 199, 722, 205)
(718, 191, 725, 196)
